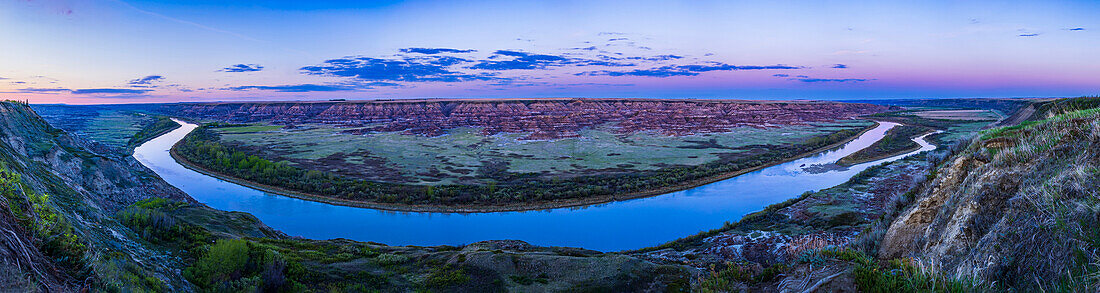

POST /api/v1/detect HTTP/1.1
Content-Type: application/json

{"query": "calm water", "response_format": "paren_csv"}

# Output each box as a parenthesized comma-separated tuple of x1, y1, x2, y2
(134, 120, 935, 251)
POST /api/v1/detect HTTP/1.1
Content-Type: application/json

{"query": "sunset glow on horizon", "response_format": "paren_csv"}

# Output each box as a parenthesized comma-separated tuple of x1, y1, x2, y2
(1, 0, 1097, 104)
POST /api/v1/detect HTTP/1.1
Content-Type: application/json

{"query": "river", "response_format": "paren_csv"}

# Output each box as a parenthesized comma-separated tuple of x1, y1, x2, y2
(133, 120, 936, 251)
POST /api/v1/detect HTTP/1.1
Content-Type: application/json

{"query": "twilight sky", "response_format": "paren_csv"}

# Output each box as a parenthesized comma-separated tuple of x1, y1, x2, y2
(1, 0, 1097, 104)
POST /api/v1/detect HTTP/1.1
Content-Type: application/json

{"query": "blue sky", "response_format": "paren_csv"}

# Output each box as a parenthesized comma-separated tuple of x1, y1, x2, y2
(1, 0, 1097, 104)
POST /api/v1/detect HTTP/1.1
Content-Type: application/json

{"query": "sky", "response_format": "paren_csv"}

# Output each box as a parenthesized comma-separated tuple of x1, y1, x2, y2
(0, 0, 1097, 104)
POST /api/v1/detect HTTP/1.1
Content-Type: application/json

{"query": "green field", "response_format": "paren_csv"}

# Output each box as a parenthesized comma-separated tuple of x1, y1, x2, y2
(212, 120, 873, 185)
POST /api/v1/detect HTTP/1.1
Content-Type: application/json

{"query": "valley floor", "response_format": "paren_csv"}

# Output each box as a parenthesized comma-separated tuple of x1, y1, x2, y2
(167, 120, 880, 212)
(9, 97, 1093, 292)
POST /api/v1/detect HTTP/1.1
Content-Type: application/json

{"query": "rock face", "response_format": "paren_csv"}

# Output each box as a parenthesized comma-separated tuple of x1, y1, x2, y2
(168, 99, 892, 139)
(878, 109, 1100, 289)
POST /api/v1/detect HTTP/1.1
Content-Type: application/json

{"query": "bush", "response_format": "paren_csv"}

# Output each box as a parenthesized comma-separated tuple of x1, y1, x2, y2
(422, 265, 471, 290)
(184, 239, 302, 292)
(185, 239, 252, 287)
(117, 198, 211, 248)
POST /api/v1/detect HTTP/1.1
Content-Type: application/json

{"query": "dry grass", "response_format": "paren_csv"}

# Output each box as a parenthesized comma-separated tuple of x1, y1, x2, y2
(962, 106, 1100, 290)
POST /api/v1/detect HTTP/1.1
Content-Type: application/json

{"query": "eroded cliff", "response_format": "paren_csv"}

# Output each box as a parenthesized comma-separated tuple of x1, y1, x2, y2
(879, 99, 1100, 289)
(168, 99, 892, 139)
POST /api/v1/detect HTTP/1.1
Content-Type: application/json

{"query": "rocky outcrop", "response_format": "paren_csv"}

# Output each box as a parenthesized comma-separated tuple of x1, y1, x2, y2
(167, 99, 893, 139)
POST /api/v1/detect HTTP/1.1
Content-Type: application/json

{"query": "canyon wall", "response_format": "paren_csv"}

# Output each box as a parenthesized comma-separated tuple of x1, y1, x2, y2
(168, 99, 893, 139)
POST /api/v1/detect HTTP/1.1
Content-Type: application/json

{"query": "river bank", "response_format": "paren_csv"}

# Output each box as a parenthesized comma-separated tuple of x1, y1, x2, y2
(135, 119, 916, 251)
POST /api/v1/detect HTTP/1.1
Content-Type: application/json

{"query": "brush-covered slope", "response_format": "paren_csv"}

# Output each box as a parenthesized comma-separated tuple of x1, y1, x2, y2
(0, 101, 197, 291)
(879, 97, 1100, 290)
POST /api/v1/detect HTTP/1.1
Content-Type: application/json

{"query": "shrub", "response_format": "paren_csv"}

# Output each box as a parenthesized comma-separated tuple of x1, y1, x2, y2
(422, 265, 471, 290)
(375, 253, 408, 266)
(117, 198, 211, 248)
(184, 239, 302, 292)
(185, 239, 252, 286)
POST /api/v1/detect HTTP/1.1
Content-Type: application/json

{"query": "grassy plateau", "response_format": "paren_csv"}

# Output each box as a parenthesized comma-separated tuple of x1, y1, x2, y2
(173, 120, 876, 211)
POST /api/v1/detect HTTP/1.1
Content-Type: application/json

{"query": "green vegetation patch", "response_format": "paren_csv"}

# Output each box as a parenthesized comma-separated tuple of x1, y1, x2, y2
(184, 238, 310, 292)
(695, 262, 788, 292)
(118, 198, 212, 249)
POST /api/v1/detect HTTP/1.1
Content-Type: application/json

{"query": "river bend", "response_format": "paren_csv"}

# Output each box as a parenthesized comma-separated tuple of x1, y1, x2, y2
(133, 121, 935, 251)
